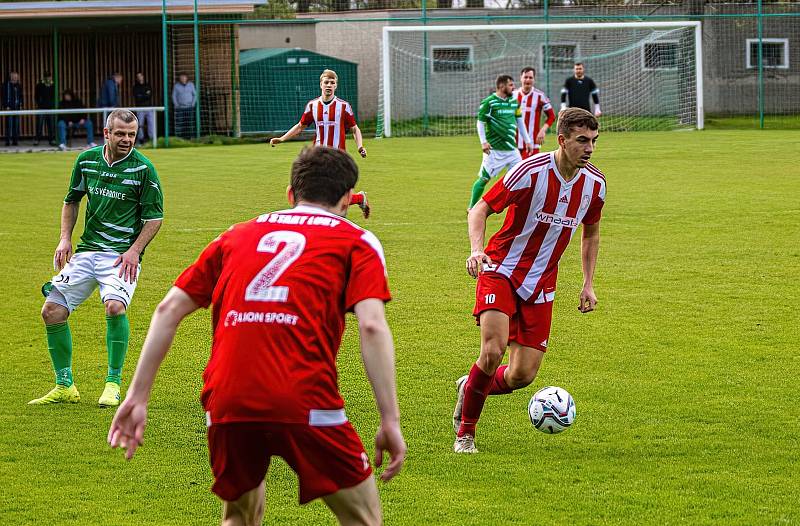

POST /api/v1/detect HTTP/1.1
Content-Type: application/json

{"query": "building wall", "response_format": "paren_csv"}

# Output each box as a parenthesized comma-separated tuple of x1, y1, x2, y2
(239, 24, 316, 50)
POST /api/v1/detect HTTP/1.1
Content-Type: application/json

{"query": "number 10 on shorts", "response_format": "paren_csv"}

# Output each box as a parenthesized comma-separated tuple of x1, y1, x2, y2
(484, 293, 496, 304)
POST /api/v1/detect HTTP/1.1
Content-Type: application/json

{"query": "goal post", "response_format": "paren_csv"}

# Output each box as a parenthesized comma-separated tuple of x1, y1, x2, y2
(379, 21, 703, 137)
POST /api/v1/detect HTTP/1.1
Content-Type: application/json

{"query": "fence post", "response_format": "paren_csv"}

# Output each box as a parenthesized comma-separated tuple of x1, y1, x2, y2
(757, 0, 764, 129)
(53, 27, 59, 110)
(193, 0, 201, 139)
(162, 0, 170, 147)
(422, 0, 429, 134)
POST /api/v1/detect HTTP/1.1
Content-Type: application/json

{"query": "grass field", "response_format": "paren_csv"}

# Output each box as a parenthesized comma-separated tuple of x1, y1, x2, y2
(1, 131, 798, 525)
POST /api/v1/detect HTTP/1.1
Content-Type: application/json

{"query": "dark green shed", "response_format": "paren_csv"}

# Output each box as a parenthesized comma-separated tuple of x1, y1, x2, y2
(239, 48, 358, 134)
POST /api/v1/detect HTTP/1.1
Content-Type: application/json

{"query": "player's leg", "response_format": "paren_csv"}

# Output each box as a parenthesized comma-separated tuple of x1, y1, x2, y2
(456, 309, 508, 448)
(489, 298, 552, 393)
(349, 191, 370, 219)
(221, 481, 266, 526)
(30, 254, 97, 404)
(209, 422, 272, 526)
(96, 252, 139, 406)
(470, 152, 498, 209)
(322, 477, 381, 526)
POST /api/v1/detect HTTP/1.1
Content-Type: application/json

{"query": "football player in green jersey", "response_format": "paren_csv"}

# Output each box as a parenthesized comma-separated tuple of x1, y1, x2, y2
(30, 109, 164, 408)
(469, 75, 533, 209)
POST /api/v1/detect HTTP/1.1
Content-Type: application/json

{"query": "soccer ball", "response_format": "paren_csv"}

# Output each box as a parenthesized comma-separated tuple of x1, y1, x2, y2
(528, 386, 576, 434)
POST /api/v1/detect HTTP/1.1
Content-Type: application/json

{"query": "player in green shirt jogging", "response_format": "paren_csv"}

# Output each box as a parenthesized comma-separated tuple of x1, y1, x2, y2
(469, 75, 533, 209)
(30, 109, 164, 407)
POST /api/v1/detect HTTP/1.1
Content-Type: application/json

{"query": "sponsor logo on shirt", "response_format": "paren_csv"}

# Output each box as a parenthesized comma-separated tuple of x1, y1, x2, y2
(580, 195, 591, 212)
(535, 211, 579, 229)
(258, 214, 341, 228)
(223, 309, 300, 327)
(89, 186, 126, 200)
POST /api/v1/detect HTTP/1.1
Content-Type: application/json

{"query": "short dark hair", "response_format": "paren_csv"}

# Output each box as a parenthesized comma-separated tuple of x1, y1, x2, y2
(496, 75, 514, 88)
(291, 147, 359, 207)
(574, 62, 584, 67)
(106, 109, 138, 130)
(557, 107, 598, 137)
(520, 67, 536, 76)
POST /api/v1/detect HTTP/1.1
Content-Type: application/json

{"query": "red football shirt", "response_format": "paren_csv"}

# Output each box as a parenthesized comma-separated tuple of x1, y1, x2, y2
(174, 205, 391, 425)
(482, 152, 606, 303)
(300, 97, 357, 151)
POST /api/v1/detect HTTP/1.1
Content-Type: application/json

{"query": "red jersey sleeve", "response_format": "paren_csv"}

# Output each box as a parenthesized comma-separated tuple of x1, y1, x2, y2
(345, 231, 391, 311)
(174, 233, 225, 308)
(482, 166, 535, 213)
(300, 102, 314, 126)
(343, 104, 356, 130)
(582, 197, 604, 225)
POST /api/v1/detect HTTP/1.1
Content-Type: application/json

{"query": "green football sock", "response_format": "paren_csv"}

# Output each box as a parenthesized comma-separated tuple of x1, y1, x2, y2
(46, 322, 73, 387)
(105, 314, 129, 385)
(469, 172, 491, 209)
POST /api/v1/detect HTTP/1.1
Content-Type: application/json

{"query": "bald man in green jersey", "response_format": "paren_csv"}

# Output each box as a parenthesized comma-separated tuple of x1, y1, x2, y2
(469, 75, 533, 209)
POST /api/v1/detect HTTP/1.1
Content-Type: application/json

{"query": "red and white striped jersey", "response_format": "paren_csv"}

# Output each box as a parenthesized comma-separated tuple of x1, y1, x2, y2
(481, 152, 606, 302)
(300, 96, 357, 151)
(514, 88, 556, 149)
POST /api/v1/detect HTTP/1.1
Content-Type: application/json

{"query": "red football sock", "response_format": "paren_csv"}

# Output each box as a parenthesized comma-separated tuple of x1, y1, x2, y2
(350, 193, 364, 205)
(458, 363, 494, 437)
(488, 365, 512, 395)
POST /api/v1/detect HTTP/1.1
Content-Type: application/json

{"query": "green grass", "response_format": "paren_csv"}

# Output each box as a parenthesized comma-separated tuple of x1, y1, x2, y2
(1, 131, 798, 525)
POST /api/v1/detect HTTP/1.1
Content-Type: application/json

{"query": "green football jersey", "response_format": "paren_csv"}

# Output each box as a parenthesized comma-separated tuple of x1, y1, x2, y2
(477, 93, 522, 151)
(64, 146, 163, 258)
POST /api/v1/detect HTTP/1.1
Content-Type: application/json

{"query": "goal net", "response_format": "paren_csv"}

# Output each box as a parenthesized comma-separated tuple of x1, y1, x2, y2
(378, 22, 703, 137)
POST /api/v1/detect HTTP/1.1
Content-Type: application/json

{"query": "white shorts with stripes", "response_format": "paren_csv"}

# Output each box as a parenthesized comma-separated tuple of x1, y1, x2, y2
(479, 149, 523, 180)
(47, 251, 140, 312)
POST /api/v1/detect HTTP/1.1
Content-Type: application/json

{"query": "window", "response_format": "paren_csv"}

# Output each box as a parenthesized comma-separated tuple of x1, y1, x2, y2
(431, 46, 473, 73)
(643, 41, 679, 70)
(541, 43, 577, 71)
(746, 38, 789, 69)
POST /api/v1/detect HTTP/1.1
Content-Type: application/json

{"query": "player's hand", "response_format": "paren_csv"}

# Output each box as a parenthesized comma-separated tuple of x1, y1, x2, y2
(108, 398, 148, 461)
(536, 129, 547, 145)
(374, 420, 406, 482)
(269, 137, 282, 147)
(593, 108, 602, 117)
(466, 250, 493, 279)
(114, 248, 140, 283)
(53, 238, 73, 271)
(578, 286, 597, 313)
(481, 142, 491, 154)
(358, 146, 367, 158)
(524, 142, 534, 154)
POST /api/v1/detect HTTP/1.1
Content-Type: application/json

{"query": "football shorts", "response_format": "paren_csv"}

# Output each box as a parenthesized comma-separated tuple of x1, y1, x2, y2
(47, 251, 140, 312)
(479, 149, 523, 180)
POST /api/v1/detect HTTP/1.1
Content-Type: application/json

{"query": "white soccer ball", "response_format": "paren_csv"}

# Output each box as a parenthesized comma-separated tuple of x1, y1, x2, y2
(528, 386, 576, 434)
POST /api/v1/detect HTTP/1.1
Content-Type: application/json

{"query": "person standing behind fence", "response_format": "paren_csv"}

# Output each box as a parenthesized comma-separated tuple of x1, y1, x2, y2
(171, 74, 196, 139)
(133, 72, 155, 144)
(100, 72, 122, 108)
(560, 63, 602, 117)
(58, 90, 97, 151)
(2, 71, 23, 146)
(35, 71, 56, 146)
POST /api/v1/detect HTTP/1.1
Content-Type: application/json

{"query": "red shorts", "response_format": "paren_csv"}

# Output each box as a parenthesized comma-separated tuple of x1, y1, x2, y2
(208, 421, 372, 504)
(473, 270, 553, 351)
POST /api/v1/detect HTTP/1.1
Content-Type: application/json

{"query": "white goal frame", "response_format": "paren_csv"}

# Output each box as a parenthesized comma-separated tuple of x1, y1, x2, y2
(381, 21, 704, 137)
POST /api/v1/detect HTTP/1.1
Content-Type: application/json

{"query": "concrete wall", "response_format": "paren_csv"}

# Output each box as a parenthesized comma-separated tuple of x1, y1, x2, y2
(239, 23, 316, 50)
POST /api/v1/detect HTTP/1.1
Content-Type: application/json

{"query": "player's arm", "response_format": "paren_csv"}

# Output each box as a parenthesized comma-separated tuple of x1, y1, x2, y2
(55, 159, 86, 271)
(351, 124, 367, 158)
(579, 221, 600, 313)
(560, 80, 569, 111)
(466, 200, 494, 278)
(114, 220, 162, 283)
(270, 120, 306, 146)
(477, 99, 491, 153)
(516, 115, 533, 153)
(108, 287, 200, 460)
(54, 201, 80, 271)
(538, 104, 557, 145)
(353, 298, 405, 481)
(590, 79, 601, 116)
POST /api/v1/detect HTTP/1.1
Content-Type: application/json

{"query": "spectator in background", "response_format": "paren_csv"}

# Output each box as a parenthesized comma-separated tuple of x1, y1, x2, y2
(58, 89, 96, 151)
(100, 72, 122, 108)
(172, 73, 196, 139)
(35, 71, 56, 146)
(133, 72, 155, 144)
(560, 62, 601, 117)
(2, 71, 23, 146)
